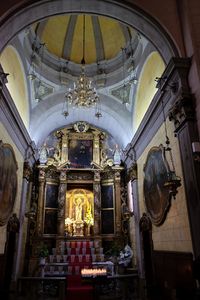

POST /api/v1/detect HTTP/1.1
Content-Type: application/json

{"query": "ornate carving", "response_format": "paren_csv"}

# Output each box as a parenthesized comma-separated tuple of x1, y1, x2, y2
(101, 167, 114, 180)
(94, 171, 100, 182)
(7, 213, 20, 233)
(67, 172, 93, 181)
(60, 170, 67, 181)
(23, 161, 32, 181)
(58, 185, 65, 219)
(121, 186, 129, 234)
(169, 93, 195, 131)
(39, 168, 46, 180)
(74, 121, 89, 133)
(0, 71, 9, 89)
(93, 183, 101, 235)
(46, 167, 59, 180)
(139, 213, 152, 232)
(127, 163, 137, 181)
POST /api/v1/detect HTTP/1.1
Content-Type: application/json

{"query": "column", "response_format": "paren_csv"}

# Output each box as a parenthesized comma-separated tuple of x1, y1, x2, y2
(36, 168, 45, 235)
(93, 171, 101, 236)
(169, 92, 200, 257)
(115, 170, 121, 235)
(13, 162, 32, 280)
(93, 133, 100, 165)
(57, 170, 67, 236)
(60, 129, 69, 163)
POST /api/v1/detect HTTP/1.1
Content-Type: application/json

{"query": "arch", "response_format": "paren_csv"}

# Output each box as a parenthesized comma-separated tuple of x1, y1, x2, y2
(0, 45, 29, 129)
(0, 0, 178, 65)
(133, 51, 165, 133)
(30, 92, 132, 148)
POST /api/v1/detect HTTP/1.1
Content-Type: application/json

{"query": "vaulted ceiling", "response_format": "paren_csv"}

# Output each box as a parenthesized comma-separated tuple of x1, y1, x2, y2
(0, 11, 166, 149)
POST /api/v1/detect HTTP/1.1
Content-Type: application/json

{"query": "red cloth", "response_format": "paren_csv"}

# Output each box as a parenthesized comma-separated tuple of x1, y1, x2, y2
(66, 275, 93, 300)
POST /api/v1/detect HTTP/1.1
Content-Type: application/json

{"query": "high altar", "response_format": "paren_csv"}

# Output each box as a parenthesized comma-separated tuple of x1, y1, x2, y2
(28, 121, 127, 266)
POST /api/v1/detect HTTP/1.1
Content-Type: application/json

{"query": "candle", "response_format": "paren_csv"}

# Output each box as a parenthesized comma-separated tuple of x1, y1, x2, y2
(81, 268, 107, 277)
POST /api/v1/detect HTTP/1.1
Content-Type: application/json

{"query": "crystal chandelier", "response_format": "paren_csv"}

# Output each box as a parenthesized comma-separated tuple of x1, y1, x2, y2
(65, 15, 99, 109)
(66, 66, 99, 107)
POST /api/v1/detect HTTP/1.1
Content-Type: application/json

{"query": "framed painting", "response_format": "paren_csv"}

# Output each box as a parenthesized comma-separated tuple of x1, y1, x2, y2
(101, 210, 114, 234)
(44, 210, 58, 234)
(101, 185, 114, 208)
(143, 145, 171, 226)
(68, 139, 93, 168)
(0, 142, 18, 226)
(45, 183, 58, 208)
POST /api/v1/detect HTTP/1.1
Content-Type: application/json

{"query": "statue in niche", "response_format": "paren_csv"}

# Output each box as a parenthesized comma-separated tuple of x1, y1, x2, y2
(65, 189, 94, 236)
(74, 196, 85, 221)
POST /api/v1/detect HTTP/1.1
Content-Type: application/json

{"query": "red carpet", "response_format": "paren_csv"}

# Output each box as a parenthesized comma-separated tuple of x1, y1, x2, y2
(66, 241, 94, 300)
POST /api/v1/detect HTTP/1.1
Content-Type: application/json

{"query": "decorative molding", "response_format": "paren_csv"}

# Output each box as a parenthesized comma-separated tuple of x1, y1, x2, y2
(23, 161, 32, 181)
(139, 212, 152, 232)
(127, 162, 137, 181)
(33, 78, 54, 102)
(0, 70, 37, 163)
(110, 83, 131, 104)
(67, 172, 94, 181)
(124, 57, 191, 165)
(169, 93, 195, 132)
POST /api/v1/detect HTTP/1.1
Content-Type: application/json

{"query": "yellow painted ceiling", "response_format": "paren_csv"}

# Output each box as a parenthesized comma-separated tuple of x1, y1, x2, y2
(133, 51, 165, 132)
(0, 46, 29, 129)
(34, 14, 134, 64)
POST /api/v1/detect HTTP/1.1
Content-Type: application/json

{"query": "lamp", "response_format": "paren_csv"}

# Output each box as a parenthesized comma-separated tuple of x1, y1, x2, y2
(161, 98, 181, 199)
(65, 15, 100, 109)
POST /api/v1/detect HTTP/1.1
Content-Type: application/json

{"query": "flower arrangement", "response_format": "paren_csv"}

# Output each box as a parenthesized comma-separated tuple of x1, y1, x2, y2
(84, 209, 94, 226)
(38, 244, 49, 258)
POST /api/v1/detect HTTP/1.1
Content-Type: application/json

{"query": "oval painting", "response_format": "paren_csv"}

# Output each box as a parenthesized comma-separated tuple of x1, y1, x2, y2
(0, 142, 18, 226)
(143, 145, 170, 226)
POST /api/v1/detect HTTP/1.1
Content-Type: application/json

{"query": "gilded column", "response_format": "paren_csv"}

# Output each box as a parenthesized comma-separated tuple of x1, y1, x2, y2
(57, 170, 67, 236)
(93, 133, 100, 165)
(36, 168, 45, 235)
(93, 171, 101, 236)
(114, 170, 121, 235)
(61, 129, 69, 163)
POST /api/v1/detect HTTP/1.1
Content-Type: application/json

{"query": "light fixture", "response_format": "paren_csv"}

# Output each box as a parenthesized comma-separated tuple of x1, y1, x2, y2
(65, 15, 100, 109)
(27, 38, 37, 81)
(34, 43, 45, 103)
(161, 98, 181, 199)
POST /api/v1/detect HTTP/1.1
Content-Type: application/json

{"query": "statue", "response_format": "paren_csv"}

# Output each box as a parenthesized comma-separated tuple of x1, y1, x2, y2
(118, 244, 133, 267)
(75, 197, 84, 221)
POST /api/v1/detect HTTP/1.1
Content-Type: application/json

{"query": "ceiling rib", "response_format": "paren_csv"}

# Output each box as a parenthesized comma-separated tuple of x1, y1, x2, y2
(63, 15, 78, 60)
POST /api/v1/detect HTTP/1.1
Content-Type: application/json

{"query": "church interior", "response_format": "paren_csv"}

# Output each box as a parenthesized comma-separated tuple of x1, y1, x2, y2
(0, 1, 200, 300)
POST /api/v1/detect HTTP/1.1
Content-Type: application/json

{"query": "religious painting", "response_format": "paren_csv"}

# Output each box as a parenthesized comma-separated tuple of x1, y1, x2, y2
(68, 139, 93, 168)
(101, 185, 114, 208)
(44, 210, 58, 234)
(45, 183, 58, 208)
(0, 142, 18, 226)
(143, 145, 171, 226)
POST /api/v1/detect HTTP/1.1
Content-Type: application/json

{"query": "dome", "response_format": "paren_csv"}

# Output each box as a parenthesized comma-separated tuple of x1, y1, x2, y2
(33, 14, 136, 65)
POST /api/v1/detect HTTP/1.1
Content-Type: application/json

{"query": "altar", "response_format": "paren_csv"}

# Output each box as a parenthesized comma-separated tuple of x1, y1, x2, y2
(27, 121, 127, 279)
